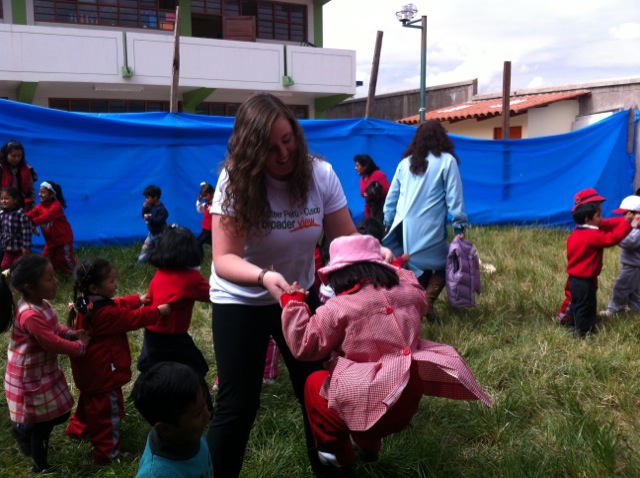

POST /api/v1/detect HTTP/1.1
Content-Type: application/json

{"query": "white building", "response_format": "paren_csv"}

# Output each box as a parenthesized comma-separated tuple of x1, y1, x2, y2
(0, 0, 355, 117)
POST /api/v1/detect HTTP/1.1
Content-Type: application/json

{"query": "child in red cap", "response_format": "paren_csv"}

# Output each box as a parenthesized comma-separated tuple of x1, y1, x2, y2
(565, 188, 634, 337)
(279, 235, 491, 469)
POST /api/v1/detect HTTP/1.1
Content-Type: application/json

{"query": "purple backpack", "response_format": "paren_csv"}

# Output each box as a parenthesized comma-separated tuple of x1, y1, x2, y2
(446, 236, 481, 308)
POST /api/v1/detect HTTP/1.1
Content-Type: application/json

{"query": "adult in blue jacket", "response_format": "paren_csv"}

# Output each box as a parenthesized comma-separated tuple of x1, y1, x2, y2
(383, 120, 467, 320)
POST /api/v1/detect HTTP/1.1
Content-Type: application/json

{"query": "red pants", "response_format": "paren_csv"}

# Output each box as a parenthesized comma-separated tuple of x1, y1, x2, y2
(66, 389, 124, 465)
(304, 364, 423, 467)
(43, 242, 76, 274)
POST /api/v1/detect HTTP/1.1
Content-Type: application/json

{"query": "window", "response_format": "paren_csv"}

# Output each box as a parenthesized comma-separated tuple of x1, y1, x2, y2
(34, 0, 178, 30)
(49, 98, 172, 112)
(257, 1, 305, 41)
(196, 101, 307, 118)
(493, 126, 522, 139)
(190, 1, 305, 41)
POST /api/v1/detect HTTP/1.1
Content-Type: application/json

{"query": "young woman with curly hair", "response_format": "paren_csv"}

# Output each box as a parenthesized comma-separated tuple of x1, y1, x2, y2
(208, 93, 391, 478)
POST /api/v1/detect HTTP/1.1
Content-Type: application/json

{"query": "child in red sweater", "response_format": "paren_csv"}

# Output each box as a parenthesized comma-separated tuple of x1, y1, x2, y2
(137, 225, 211, 378)
(26, 181, 76, 274)
(565, 188, 633, 337)
(66, 257, 171, 465)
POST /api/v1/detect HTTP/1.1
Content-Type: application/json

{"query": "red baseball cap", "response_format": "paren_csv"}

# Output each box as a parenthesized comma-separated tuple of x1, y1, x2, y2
(571, 188, 606, 212)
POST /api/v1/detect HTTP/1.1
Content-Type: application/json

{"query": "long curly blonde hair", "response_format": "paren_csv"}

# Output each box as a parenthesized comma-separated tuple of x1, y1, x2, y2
(220, 93, 312, 236)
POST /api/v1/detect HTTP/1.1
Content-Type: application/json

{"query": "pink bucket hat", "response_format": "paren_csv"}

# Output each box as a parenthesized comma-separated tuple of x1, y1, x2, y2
(317, 235, 397, 284)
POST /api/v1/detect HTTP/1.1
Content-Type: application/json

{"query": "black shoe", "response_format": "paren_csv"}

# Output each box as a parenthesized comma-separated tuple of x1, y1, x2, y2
(31, 464, 56, 474)
(11, 424, 31, 456)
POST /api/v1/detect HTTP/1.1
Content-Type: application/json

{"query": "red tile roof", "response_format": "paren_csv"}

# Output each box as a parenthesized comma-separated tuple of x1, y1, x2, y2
(397, 90, 591, 124)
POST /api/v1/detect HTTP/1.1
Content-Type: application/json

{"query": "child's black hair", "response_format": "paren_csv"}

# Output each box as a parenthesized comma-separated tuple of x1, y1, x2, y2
(364, 181, 385, 224)
(68, 258, 114, 328)
(149, 225, 202, 269)
(572, 201, 602, 225)
(328, 262, 399, 295)
(0, 140, 26, 168)
(43, 180, 67, 208)
(131, 361, 207, 427)
(1, 186, 24, 209)
(0, 254, 51, 333)
(199, 182, 215, 196)
(635, 187, 640, 196)
(357, 218, 385, 242)
(143, 185, 162, 199)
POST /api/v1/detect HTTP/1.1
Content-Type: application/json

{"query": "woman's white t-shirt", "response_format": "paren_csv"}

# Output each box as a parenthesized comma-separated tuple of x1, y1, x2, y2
(209, 158, 347, 305)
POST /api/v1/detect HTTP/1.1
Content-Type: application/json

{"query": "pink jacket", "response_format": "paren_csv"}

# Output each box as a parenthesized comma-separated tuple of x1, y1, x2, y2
(4, 299, 86, 423)
(282, 268, 491, 431)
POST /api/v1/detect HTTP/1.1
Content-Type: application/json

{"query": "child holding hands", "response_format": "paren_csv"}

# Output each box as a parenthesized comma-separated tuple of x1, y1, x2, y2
(0, 254, 89, 473)
(565, 188, 634, 337)
(137, 225, 211, 378)
(600, 194, 640, 317)
(66, 257, 171, 465)
(280, 235, 491, 469)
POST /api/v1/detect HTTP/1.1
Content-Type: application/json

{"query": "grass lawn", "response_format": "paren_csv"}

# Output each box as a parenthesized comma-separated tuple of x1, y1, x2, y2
(1, 226, 640, 477)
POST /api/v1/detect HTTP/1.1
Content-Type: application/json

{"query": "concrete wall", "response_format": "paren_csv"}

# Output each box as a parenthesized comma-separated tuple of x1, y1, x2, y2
(527, 101, 579, 138)
(324, 79, 477, 120)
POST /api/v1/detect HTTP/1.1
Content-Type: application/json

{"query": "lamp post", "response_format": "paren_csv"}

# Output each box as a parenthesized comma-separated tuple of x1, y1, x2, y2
(396, 4, 427, 123)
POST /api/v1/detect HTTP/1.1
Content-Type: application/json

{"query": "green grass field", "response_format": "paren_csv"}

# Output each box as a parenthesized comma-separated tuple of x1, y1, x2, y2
(2, 226, 640, 477)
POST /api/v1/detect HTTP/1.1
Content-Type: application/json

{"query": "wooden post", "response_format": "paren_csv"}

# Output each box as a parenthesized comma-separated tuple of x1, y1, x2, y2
(501, 61, 512, 201)
(365, 31, 383, 118)
(170, 6, 181, 113)
(501, 61, 511, 138)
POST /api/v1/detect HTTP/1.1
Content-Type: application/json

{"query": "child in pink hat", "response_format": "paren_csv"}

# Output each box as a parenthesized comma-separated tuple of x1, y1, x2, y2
(565, 188, 634, 336)
(280, 234, 491, 469)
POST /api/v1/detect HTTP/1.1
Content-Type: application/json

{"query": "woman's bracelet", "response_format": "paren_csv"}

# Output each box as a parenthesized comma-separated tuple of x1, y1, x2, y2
(257, 265, 275, 288)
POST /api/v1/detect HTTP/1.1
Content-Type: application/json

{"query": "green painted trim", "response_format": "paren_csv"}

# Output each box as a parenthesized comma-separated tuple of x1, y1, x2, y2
(12, 0, 27, 24)
(313, 2, 323, 47)
(182, 88, 214, 113)
(314, 94, 351, 119)
(179, 0, 192, 37)
(17, 82, 38, 104)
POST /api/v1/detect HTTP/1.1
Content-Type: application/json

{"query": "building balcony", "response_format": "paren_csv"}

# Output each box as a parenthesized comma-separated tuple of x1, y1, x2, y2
(0, 23, 356, 105)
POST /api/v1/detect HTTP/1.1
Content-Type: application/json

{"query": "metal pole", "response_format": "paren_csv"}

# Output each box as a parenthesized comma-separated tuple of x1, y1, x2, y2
(419, 15, 427, 123)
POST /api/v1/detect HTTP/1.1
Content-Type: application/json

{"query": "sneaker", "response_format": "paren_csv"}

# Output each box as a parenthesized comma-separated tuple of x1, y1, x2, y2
(262, 378, 276, 386)
(598, 309, 616, 318)
(11, 424, 31, 456)
(317, 450, 340, 468)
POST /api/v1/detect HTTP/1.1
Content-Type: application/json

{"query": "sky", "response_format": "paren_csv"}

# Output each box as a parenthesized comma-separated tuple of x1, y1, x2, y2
(323, 0, 640, 98)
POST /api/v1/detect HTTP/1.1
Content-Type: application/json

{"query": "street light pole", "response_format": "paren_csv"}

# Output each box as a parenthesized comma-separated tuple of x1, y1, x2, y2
(396, 4, 427, 123)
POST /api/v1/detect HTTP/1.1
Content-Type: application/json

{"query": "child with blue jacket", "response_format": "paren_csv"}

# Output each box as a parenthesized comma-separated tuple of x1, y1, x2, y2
(137, 185, 169, 264)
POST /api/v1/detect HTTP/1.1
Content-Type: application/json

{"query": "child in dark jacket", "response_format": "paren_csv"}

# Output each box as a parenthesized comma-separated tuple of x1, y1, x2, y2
(137, 185, 169, 264)
(66, 258, 170, 465)
(565, 188, 633, 337)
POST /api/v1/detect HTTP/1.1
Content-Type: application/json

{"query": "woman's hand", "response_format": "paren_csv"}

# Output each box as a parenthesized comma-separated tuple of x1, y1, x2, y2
(262, 270, 293, 301)
(139, 293, 150, 306)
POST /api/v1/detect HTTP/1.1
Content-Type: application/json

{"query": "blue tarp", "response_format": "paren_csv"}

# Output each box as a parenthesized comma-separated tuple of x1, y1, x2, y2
(0, 100, 636, 247)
